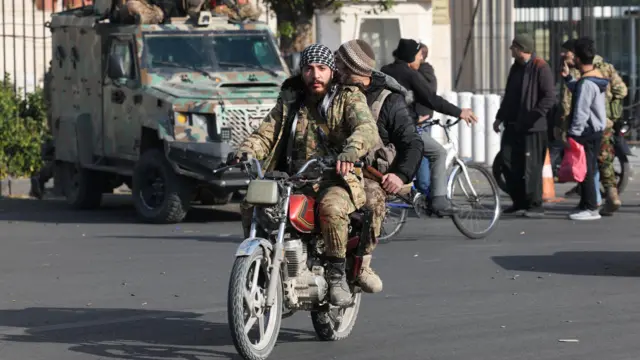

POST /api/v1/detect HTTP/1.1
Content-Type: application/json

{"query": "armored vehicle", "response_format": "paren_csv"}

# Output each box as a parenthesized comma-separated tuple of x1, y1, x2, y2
(48, 6, 289, 223)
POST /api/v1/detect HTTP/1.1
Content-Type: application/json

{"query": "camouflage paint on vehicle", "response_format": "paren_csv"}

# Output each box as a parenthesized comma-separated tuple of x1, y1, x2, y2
(49, 7, 288, 168)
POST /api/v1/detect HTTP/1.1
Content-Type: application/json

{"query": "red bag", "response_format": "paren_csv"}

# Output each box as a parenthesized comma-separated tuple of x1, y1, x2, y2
(558, 137, 587, 183)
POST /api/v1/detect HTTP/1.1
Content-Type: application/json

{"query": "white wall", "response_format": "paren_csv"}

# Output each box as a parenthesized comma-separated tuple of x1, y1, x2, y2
(315, 1, 453, 92)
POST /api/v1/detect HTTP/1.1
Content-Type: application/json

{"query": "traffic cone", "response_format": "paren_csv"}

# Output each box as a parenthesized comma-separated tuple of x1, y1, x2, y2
(542, 149, 564, 203)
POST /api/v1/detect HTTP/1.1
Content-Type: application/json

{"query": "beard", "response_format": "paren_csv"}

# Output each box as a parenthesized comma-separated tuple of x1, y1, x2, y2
(304, 78, 330, 96)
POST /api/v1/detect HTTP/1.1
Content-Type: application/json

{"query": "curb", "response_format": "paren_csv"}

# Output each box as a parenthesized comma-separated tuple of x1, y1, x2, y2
(1, 178, 131, 198)
(0, 178, 34, 198)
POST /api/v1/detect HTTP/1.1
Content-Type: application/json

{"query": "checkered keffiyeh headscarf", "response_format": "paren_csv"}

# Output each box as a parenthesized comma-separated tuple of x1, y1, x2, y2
(299, 44, 336, 71)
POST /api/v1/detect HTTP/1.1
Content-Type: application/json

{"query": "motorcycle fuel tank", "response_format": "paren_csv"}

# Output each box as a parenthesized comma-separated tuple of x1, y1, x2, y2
(288, 194, 316, 233)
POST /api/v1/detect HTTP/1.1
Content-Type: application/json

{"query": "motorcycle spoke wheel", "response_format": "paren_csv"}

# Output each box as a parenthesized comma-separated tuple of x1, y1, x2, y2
(311, 292, 362, 341)
(228, 249, 282, 360)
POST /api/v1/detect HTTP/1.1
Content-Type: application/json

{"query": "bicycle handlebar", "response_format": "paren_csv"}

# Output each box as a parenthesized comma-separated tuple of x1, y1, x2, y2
(419, 117, 462, 129)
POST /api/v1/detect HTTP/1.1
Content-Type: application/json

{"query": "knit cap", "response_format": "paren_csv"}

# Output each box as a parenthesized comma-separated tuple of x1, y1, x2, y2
(512, 34, 535, 53)
(336, 39, 376, 77)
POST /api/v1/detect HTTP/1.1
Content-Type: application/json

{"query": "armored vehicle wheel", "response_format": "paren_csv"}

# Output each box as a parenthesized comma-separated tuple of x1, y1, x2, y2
(132, 149, 191, 224)
(62, 162, 103, 210)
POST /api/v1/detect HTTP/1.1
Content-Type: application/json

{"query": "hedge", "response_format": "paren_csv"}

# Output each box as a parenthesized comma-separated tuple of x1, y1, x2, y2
(0, 73, 48, 179)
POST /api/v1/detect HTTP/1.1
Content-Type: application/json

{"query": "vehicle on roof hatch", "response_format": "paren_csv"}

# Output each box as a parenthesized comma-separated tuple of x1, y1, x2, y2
(48, 5, 289, 223)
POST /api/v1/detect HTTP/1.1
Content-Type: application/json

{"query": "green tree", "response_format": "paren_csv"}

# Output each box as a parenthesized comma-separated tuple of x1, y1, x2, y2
(263, 0, 396, 54)
(0, 73, 48, 179)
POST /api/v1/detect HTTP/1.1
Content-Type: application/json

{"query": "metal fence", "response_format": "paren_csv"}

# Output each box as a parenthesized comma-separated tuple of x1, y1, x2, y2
(0, 0, 80, 97)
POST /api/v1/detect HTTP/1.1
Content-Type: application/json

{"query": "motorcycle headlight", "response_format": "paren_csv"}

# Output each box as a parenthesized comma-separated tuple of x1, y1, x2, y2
(621, 124, 630, 134)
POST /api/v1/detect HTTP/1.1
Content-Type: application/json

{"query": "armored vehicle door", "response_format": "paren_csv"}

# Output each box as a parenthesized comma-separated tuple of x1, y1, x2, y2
(103, 34, 142, 159)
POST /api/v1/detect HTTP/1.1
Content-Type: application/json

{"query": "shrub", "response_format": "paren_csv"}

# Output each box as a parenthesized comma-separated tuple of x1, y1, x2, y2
(0, 73, 49, 179)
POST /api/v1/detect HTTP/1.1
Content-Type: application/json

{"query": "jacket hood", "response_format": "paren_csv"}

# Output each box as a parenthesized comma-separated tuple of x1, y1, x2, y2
(583, 76, 610, 92)
(369, 70, 414, 105)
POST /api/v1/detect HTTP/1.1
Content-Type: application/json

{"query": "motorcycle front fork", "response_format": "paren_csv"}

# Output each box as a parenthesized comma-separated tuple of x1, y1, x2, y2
(265, 186, 292, 307)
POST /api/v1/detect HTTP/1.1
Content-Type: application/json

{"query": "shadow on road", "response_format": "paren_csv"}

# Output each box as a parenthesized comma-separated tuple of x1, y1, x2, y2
(99, 235, 244, 244)
(492, 251, 640, 277)
(0, 196, 242, 224)
(0, 307, 316, 359)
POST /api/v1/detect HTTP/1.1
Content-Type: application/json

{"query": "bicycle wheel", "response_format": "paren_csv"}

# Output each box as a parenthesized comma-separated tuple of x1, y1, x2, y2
(448, 163, 501, 239)
(377, 198, 409, 244)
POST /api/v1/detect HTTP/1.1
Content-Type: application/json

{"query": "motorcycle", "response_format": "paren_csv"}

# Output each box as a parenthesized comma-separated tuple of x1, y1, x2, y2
(492, 118, 633, 195)
(215, 156, 373, 360)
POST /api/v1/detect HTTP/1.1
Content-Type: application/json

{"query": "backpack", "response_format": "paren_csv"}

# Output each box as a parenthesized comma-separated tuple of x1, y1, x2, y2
(365, 89, 398, 174)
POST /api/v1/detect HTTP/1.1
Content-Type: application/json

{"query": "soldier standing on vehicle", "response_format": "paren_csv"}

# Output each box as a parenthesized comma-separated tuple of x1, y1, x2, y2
(556, 38, 628, 215)
(231, 44, 380, 307)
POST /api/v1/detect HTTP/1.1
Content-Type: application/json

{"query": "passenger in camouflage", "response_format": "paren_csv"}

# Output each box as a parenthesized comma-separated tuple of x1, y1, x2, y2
(557, 38, 628, 215)
(333, 39, 424, 293)
(233, 44, 380, 307)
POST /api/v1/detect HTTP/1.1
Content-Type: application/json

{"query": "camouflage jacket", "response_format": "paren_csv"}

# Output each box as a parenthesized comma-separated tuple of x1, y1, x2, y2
(214, 2, 262, 21)
(558, 55, 628, 130)
(238, 76, 380, 208)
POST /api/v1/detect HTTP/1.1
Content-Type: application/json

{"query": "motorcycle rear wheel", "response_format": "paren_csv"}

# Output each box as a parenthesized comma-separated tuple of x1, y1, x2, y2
(311, 292, 362, 341)
(228, 249, 282, 360)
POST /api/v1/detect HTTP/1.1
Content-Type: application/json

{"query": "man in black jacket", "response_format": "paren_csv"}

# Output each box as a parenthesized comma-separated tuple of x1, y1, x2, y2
(332, 39, 424, 293)
(381, 38, 477, 215)
(416, 43, 438, 121)
(492, 34, 556, 217)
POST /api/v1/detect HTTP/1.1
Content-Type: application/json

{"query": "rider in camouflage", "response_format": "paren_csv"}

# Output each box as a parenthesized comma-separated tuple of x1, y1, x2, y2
(556, 38, 628, 215)
(233, 44, 380, 307)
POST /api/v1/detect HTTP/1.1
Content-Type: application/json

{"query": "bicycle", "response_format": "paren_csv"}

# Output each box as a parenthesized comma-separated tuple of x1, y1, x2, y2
(377, 117, 501, 242)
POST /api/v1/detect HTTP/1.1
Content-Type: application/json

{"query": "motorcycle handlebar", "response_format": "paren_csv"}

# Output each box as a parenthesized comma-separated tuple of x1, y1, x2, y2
(212, 156, 363, 179)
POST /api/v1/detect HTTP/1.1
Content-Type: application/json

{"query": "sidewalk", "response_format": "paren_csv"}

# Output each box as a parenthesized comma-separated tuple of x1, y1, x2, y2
(2, 146, 638, 198)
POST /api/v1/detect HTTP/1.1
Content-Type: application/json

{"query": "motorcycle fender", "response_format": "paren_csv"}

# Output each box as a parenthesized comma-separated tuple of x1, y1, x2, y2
(235, 237, 273, 257)
(614, 135, 633, 157)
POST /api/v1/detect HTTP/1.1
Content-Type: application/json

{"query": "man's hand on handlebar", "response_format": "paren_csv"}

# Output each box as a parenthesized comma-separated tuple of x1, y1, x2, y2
(459, 108, 478, 125)
(226, 152, 253, 166)
(336, 160, 355, 177)
(381, 173, 403, 194)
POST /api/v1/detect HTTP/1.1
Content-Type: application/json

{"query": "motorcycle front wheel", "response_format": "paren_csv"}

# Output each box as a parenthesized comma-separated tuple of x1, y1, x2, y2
(311, 291, 362, 341)
(228, 248, 282, 360)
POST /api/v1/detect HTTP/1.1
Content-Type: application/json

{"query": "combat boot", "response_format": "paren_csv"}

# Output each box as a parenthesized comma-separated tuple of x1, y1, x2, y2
(326, 258, 353, 307)
(601, 187, 622, 215)
(357, 254, 383, 293)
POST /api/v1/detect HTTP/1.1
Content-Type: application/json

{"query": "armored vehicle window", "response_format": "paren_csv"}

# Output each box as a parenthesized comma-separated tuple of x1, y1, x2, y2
(142, 31, 283, 73)
(109, 40, 135, 80)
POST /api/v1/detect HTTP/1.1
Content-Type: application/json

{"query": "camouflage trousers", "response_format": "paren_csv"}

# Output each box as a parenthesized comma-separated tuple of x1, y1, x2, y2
(598, 127, 616, 189)
(240, 182, 385, 259)
(363, 178, 386, 253)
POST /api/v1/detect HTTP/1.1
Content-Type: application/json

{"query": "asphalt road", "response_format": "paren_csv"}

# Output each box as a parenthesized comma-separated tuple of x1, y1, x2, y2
(2, 179, 640, 360)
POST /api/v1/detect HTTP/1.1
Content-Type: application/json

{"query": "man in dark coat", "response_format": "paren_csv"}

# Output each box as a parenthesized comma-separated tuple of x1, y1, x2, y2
(415, 43, 438, 121)
(381, 38, 477, 215)
(492, 33, 556, 217)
